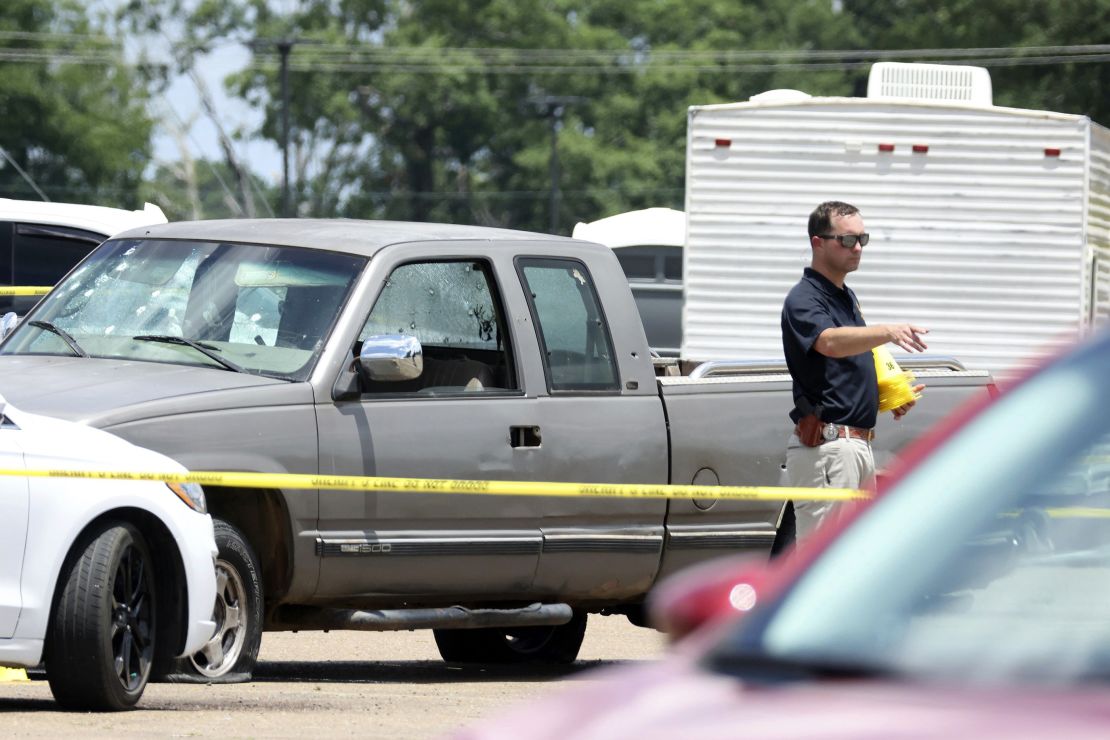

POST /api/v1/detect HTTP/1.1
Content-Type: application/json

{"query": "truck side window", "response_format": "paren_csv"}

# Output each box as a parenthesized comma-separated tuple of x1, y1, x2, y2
(517, 257, 619, 392)
(358, 260, 516, 394)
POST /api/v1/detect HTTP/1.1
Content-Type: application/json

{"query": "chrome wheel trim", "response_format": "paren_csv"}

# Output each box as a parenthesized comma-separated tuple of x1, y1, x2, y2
(189, 559, 248, 677)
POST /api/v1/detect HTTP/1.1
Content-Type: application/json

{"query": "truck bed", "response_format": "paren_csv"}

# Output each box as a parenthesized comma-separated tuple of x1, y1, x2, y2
(653, 362, 994, 578)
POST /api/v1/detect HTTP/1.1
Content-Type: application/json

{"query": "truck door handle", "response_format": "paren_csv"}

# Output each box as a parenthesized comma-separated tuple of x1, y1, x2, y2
(510, 425, 542, 448)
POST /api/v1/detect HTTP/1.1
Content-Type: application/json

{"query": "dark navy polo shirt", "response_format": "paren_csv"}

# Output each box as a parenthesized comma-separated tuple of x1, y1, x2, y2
(781, 267, 878, 429)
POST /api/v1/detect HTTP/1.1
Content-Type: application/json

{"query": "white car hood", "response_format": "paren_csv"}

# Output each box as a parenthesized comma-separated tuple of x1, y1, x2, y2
(3, 399, 184, 473)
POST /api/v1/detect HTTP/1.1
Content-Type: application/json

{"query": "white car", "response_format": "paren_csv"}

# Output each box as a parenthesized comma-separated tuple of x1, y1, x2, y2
(0, 393, 216, 710)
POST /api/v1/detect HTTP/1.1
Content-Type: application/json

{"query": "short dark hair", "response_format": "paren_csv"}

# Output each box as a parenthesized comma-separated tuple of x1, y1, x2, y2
(808, 201, 860, 239)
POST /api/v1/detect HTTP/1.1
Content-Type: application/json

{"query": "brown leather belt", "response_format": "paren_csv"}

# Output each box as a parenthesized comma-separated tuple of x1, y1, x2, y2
(836, 425, 875, 442)
(794, 423, 875, 443)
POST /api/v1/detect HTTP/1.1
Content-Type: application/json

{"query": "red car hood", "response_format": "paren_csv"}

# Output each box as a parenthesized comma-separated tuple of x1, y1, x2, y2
(458, 657, 1110, 739)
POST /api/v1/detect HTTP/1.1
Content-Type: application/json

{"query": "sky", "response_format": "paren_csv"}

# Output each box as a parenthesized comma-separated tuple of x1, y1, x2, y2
(152, 42, 283, 187)
(94, 0, 285, 194)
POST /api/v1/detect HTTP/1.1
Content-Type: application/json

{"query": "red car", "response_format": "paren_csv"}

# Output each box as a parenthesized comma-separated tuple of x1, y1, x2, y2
(461, 327, 1110, 739)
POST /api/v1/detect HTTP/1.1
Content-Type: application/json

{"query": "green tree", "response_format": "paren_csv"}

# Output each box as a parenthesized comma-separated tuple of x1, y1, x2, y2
(214, 0, 858, 230)
(844, 0, 1110, 122)
(0, 0, 155, 205)
(122, 0, 1110, 231)
(141, 157, 278, 220)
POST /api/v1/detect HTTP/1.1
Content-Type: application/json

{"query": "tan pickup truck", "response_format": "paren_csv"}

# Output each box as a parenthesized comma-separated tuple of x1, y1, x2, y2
(0, 219, 994, 682)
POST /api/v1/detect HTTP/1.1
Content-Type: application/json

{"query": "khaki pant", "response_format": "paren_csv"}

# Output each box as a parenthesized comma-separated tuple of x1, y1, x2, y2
(785, 433, 874, 540)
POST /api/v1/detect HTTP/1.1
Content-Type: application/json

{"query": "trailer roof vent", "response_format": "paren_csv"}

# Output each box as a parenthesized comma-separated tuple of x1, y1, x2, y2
(749, 88, 811, 103)
(867, 62, 992, 105)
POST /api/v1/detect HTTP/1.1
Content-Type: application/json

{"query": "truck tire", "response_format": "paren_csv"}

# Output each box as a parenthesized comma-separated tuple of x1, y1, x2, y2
(46, 521, 156, 710)
(433, 610, 587, 664)
(163, 519, 263, 683)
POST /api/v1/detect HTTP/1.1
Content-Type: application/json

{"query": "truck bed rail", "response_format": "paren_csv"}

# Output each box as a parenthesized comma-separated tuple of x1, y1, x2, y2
(686, 354, 968, 379)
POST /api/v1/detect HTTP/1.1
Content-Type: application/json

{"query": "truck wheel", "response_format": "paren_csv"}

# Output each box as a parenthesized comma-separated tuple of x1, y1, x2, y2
(46, 521, 155, 710)
(164, 519, 263, 683)
(433, 610, 587, 664)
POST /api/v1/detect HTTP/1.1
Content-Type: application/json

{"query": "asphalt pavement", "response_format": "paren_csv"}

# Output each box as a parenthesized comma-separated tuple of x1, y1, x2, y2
(0, 614, 667, 738)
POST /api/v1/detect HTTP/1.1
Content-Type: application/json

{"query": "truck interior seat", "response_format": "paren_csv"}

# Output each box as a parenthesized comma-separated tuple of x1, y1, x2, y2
(419, 356, 495, 390)
(360, 351, 496, 394)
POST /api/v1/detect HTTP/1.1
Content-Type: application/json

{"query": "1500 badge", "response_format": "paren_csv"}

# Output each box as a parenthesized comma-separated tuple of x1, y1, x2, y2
(340, 543, 393, 553)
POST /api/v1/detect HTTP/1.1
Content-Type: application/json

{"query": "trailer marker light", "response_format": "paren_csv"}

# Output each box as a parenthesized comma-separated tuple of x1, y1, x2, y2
(878, 143, 895, 153)
(714, 138, 731, 148)
(1044, 147, 1061, 157)
(912, 144, 929, 154)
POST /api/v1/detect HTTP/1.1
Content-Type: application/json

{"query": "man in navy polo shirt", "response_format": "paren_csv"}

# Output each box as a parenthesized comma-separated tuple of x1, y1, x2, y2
(781, 201, 928, 538)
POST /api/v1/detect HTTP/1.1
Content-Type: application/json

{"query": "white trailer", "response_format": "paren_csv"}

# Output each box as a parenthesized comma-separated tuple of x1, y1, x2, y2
(682, 62, 1110, 377)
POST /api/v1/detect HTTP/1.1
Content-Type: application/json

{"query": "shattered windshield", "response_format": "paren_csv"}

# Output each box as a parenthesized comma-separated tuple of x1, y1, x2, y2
(1, 238, 366, 380)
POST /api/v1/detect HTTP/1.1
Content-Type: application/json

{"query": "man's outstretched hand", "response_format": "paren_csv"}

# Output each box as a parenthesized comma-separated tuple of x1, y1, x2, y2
(886, 324, 929, 353)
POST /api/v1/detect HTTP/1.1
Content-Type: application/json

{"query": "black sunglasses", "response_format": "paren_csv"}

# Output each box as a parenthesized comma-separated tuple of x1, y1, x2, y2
(819, 233, 869, 248)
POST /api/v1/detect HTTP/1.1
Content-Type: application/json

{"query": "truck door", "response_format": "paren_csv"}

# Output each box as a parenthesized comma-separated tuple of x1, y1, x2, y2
(0, 420, 28, 638)
(515, 257, 669, 601)
(315, 257, 541, 600)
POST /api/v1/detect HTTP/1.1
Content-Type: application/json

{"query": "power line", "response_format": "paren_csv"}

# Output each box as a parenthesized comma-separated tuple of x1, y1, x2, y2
(4, 29, 1110, 61)
(267, 53, 1110, 75)
(0, 30, 115, 44)
(354, 186, 685, 200)
(6, 49, 1107, 75)
(3, 34, 1110, 73)
(256, 42, 1110, 62)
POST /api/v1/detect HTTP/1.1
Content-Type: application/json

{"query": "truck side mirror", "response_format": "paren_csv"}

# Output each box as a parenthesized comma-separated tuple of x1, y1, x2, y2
(648, 554, 775, 642)
(356, 334, 424, 382)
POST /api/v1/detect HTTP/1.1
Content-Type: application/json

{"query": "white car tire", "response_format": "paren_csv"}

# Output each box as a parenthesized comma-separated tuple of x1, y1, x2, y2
(46, 521, 156, 711)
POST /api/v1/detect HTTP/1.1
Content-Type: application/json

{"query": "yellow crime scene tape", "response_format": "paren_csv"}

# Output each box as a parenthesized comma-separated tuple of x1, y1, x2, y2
(0, 286, 51, 296)
(0, 467, 869, 501)
(1047, 507, 1110, 519)
(0, 667, 29, 683)
(0, 469, 861, 682)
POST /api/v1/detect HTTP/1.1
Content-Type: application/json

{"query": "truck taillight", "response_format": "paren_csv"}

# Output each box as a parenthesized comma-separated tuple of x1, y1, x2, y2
(986, 382, 1001, 399)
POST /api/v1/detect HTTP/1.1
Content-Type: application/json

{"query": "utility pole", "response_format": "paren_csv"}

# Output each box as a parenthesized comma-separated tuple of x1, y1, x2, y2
(528, 95, 583, 234)
(548, 108, 561, 234)
(278, 39, 292, 218)
(249, 37, 316, 217)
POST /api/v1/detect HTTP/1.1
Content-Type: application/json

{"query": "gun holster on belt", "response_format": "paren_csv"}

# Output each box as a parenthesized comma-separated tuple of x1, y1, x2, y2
(794, 397, 825, 448)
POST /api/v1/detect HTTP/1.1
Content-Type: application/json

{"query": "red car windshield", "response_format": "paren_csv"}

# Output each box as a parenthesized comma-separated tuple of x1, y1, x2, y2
(713, 330, 1110, 684)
